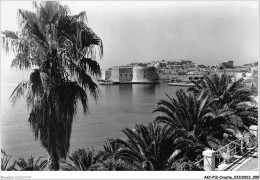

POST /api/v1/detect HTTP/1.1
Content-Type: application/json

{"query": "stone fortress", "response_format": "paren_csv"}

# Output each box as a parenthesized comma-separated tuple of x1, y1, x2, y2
(108, 65, 157, 84)
(100, 59, 258, 88)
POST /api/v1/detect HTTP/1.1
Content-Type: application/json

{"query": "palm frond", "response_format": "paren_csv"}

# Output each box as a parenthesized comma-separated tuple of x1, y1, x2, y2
(1, 150, 17, 171)
(60, 147, 97, 171)
(16, 156, 48, 171)
(79, 57, 101, 77)
(1, 30, 19, 39)
(10, 80, 28, 105)
(73, 11, 88, 24)
(1, 30, 20, 54)
(57, 15, 103, 60)
(38, 1, 60, 24)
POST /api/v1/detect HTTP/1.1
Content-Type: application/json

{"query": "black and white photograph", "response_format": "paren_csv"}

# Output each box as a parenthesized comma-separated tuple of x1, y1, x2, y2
(0, 1, 259, 179)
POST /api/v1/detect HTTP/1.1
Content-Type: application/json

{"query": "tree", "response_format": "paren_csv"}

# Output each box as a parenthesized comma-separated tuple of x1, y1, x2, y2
(16, 156, 48, 171)
(188, 73, 257, 127)
(1, 1, 103, 170)
(90, 139, 122, 171)
(168, 157, 203, 171)
(60, 144, 120, 171)
(153, 89, 240, 151)
(60, 147, 98, 171)
(1, 150, 16, 171)
(112, 122, 186, 170)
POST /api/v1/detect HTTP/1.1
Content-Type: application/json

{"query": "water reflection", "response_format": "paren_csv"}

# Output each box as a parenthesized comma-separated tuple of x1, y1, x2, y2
(132, 84, 156, 115)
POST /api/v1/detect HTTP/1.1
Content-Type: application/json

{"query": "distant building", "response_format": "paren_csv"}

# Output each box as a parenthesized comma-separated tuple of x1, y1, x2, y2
(251, 66, 258, 89)
(198, 65, 207, 68)
(233, 67, 249, 72)
(181, 60, 192, 64)
(239, 67, 258, 91)
(187, 67, 199, 72)
(172, 61, 182, 65)
(224, 61, 233, 68)
(127, 62, 147, 67)
(111, 67, 133, 83)
(110, 66, 158, 83)
(157, 69, 177, 80)
(167, 61, 177, 65)
(215, 70, 245, 80)
(243, 61, 258, 67)
(180, 71, 206, 81)
(132, 66, 158, 83)
(217, 60, 234, 69)
(101, 69, 111, 81)
(149, 61, 167, 68)
(106, 59, 256, 84)
(243, 64, 252, 67)
(167, 64, 184, 71)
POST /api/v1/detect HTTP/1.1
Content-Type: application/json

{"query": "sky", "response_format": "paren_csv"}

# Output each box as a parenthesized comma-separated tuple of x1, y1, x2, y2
(0, 1, 259, 70)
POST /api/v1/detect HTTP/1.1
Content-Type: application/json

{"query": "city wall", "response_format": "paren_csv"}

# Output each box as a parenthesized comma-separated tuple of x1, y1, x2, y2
(132, 66, 157, 83)
(111, 67, 133, 82)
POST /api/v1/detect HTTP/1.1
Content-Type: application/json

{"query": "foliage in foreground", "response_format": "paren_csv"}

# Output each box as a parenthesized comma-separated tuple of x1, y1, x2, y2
(188, 73, 257, 127)
(1, 150, 47, 171)
(1, 150, 16, 171)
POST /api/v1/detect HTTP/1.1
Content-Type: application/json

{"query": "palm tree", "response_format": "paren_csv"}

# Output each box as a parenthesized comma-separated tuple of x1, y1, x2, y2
(16, 156, 48, 171)
(1, 1, 103, 170)
(60, 145, 118, 171)
(60, 147, 98, 171)
(112, 122, 187, 170)
(187, 78, 207, 96)
(89, 139, 121, 170)
(153, 89, 240, 151)
(188, 73, 257, 127)
(168, 157, 203, 171)
(1, 150, 16, 171)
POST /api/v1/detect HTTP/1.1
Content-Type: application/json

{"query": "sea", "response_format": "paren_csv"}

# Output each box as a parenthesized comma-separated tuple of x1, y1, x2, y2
(1, 69, 185, 159)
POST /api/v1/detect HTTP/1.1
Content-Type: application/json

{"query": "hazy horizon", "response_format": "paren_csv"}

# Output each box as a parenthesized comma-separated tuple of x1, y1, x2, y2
(1, 1, 259, 70)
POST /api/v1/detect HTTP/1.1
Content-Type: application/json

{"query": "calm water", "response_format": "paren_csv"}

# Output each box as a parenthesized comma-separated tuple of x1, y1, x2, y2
(1, 70, 185, 158)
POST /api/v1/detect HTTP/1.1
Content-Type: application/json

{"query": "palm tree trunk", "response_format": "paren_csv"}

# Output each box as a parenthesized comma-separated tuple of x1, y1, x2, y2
(48, 151, 60, 171)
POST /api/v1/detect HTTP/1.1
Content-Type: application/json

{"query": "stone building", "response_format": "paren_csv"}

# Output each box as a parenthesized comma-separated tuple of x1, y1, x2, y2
(132, 66, 158, 83)
(111, 67, 133, 83)
(216, 61, 234, 68)
(101, 69, 111, 81)
(157, 69, 178, 80)
(178, 71, 207, 82)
